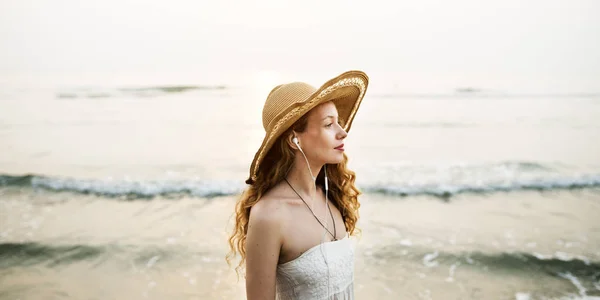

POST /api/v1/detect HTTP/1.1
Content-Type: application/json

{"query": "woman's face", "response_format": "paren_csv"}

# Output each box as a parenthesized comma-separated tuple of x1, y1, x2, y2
(295, 101, 348, 165)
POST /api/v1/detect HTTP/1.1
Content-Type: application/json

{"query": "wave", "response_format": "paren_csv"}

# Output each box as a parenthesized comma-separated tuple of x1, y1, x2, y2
(0, 242, 181, 269)
(369, 246, 600, 282)
(56, 85, 227, 99)
(363, 175, 600, 198)
(0, 162, 596, 200)
(0, 242, 105, 268)
(0, 174, 243, 199)
(466, 252, 599, 277)
(0, 175, 600, 200)
(3, 241, 598, 278)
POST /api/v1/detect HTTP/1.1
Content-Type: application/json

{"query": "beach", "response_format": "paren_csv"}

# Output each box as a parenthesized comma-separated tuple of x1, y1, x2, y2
(1, 189, 599, 299)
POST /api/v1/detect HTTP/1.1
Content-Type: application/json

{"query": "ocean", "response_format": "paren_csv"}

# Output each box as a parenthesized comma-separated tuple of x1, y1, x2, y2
(1, 78, 599, 299)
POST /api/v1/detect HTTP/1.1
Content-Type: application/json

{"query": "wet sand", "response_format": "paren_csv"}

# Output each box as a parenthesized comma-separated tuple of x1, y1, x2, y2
(2, 188, 599, 299)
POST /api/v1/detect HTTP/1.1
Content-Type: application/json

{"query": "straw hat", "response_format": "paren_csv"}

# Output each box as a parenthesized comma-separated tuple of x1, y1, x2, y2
(246, 70, 369, 184)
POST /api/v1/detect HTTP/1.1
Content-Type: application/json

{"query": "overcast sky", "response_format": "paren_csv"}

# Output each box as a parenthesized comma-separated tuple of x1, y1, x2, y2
(1, 0, 598, 92)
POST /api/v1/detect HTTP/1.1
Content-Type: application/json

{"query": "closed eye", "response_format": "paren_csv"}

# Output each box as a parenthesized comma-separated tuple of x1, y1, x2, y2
(326, 121, 343, 128)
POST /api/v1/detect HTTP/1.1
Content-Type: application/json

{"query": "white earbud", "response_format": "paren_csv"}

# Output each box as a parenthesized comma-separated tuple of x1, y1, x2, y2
(293, 137, 302, 151)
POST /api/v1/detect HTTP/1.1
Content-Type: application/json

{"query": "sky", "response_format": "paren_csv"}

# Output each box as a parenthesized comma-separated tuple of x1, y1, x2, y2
(0, 0, 599, 93)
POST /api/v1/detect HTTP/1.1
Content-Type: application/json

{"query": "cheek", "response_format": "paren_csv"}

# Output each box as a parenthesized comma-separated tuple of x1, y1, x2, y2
(304, 128, 335, 153)
(304, 132, 326, 153)
(319, 131, 337, 149)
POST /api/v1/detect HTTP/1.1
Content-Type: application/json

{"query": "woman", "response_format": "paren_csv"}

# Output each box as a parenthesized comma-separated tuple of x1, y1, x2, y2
(226, 70, 369, 299)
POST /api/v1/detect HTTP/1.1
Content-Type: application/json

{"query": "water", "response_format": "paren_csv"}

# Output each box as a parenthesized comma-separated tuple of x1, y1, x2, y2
(1, 80, 600, 299)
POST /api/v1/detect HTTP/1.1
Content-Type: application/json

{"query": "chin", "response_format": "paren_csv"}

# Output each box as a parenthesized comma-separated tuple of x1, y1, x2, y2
(327, 154, 345, 164)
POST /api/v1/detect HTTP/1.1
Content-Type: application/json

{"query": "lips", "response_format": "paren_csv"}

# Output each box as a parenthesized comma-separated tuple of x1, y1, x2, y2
(334, 144, 344, 150)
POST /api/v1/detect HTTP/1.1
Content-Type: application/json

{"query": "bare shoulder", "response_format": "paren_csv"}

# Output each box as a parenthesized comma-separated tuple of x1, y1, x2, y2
(249, 184, 290, 225)
(245, 183, 291, 299)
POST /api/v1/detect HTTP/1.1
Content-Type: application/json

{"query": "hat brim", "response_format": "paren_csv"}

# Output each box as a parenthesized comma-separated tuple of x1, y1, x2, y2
(247, 70, 369, 183)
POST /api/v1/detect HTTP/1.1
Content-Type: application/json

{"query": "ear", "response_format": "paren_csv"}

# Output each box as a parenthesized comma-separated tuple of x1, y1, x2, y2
(286, 132, 299, 150)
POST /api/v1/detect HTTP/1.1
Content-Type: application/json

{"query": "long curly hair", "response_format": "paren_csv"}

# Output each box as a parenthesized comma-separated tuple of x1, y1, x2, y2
(225, 111, 362, 279)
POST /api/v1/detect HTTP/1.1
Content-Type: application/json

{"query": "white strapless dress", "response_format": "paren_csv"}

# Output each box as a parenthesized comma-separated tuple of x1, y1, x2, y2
(275, 233, 354, 300)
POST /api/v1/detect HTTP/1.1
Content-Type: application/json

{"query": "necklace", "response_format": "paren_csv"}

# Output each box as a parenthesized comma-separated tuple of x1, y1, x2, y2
(284, 178, 337, 241)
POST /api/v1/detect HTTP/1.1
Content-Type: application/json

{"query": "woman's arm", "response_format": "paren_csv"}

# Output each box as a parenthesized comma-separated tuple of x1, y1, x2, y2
(245, 201, 283, 300)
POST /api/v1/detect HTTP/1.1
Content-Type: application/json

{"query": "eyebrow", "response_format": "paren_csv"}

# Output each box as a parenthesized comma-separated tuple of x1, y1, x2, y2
(322, 115, 337, 121)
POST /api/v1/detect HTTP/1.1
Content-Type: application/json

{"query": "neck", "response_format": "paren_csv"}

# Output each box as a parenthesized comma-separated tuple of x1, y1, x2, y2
(285, 154, 323, 208)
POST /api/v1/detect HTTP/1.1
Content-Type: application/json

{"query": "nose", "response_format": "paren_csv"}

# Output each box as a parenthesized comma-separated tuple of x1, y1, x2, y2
(337, 125, 348, 139)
